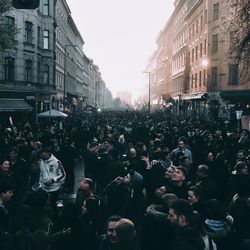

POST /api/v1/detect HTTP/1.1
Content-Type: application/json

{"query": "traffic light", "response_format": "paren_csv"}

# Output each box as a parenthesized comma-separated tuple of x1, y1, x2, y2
(12, 0, 40, 9)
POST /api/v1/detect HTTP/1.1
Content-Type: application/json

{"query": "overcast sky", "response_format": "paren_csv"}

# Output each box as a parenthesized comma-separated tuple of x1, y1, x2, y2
(66, 0, 174, 100)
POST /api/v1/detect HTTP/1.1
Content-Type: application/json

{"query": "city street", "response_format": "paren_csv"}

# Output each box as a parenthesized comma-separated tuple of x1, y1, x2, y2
(0, 1, 250, 250)
(59, 158, 85, 203)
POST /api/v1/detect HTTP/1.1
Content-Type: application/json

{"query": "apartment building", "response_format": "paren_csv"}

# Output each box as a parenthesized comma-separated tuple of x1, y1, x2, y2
(171, 0, 187, 114)
(207, 0, 250, 120)
(182, 0, 209, 119)
(0, 0, 56, 115)
(147, 0, 250, 120)
(0, 0, 113, 119)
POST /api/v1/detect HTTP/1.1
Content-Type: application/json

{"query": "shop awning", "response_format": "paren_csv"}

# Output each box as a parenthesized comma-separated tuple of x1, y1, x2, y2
(0, 99, 33, 112)
(181, 93, 208, 100)
(220, 90, 250, 101)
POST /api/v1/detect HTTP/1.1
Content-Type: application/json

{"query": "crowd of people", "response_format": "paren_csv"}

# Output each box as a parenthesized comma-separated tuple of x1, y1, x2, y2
(0, 111, 250, 250)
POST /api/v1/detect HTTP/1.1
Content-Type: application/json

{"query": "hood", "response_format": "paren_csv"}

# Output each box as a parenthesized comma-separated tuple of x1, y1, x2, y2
(205, 219, 231, 239)
(146, 204, 168, 222)
(174, 227, 205, 250)
(43, 154, 57, 163)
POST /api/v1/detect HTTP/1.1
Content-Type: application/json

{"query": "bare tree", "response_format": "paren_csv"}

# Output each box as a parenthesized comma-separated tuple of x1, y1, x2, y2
(228, 0, 250, 77)
(0, 0, 19, 50)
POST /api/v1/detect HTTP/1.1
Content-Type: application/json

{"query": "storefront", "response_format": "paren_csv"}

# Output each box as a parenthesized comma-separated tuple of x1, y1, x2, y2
(181, 93, 208, 120)
(0, 98, 33, 123)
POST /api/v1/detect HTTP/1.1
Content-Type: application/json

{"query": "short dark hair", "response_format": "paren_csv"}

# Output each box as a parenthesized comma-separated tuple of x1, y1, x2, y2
(234, 161, 247, 172)
(207, 199, 224, 220)
(89, 142, 98, 148)
(176, 166, 188, 178)
(170, 199, 193, 222)
(0, 158, 9, 166)
(105, 215, 122, 231)
(188, 186, 202, 199)
(8, 146, 19, 154)
(40, 147, 51, 153)
(0, 182, 14, 194)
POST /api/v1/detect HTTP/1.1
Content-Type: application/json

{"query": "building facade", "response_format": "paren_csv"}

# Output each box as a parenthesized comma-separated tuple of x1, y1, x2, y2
(0, 0, 56, 115)
(146, 0, 250, 121)
(0, 0, 113, 119)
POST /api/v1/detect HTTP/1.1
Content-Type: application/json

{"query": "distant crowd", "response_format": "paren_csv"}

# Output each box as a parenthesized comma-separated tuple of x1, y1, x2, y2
(0, 111, 250, 250)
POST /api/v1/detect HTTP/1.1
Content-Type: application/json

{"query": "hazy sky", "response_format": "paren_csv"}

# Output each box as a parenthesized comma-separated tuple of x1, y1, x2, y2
(66, 0, 174, 100)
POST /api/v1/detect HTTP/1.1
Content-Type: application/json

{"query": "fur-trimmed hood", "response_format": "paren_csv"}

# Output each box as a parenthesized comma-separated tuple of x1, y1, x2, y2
(146, 204, 168, 222)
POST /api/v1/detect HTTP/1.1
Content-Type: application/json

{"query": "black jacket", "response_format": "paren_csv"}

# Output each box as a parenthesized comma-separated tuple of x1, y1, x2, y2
(170, 226, 205, 250)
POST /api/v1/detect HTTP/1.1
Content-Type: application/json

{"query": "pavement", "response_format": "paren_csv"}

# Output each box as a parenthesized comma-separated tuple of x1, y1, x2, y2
(59, 158, 85, 203)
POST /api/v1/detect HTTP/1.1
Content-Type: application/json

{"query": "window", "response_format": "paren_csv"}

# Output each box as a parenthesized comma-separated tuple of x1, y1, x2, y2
(196, 46, 198, 60)
(200, 15, 203, 29)
(229, 64, 238, 85)
(25, 59, 33, 82)
(25, 21, 33, 44)
(37, 59, 41, 82)
(199, 71, 202, 87)
(213, 3, 220, 20)
(7, 16, 15, 26)
(200, 43, 203, 57)
(204, 39, 207, 55)
(43, 64, 49, 84)
(211, 67, 217, 86)
(6, 16, 15, 40)
(4, 57, 15, 81)
(43, 0, 49, 16)
(37, 26, 41, 47)
(196, 19, 199, 33)
(192, 48, 194, 63)
(212, 34, 218, 53)
(43, 30, 49, 49)
(191, 74, 194, 88)
(195, 73, 197, 88)
(204, 9, 208, 23)
(189, 27, 191, 40)
(203, 70, 206, 86)
(192, 23, 195, 37)
(59, 73, 62, 87)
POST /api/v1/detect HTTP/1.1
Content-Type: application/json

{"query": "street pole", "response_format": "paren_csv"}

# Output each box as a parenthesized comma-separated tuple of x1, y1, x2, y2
(143, 71, 151, 113)
(35, 92, 38, 123)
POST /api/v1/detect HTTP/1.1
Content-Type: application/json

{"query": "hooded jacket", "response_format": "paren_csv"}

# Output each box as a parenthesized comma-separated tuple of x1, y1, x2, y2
(39, 154, 66, 192)
(170, 226, 205, 250)
(141, 204, 174, 250)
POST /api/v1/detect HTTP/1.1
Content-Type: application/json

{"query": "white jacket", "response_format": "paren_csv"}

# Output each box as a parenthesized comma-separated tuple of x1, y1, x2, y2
(39, 154, 66, 192)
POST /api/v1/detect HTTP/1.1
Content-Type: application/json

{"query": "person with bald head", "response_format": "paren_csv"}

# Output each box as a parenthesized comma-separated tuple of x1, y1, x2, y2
(195, 164, 219, 201)
(115, 218, 139, 250)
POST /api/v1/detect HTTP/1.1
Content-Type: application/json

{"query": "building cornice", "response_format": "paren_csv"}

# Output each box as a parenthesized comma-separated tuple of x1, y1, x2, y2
(185, 0, 203, 20)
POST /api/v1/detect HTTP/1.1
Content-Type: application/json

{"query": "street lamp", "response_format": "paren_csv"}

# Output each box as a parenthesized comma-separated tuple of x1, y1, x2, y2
(143, 71, 151, 113)
(63, 44, 77, 109)
(201, 58, 209, 67)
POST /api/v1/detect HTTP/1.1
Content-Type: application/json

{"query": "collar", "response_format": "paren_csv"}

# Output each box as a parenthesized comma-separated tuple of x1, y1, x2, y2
(0, 199, 5, 208)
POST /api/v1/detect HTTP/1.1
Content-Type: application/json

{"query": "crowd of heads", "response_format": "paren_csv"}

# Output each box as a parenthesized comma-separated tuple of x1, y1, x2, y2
(0, 111, 250, 250)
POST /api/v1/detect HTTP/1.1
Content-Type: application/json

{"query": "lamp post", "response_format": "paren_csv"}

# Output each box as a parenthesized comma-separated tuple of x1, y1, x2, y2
(143, 71, 151, 113)
(63, 44, 77, 109)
